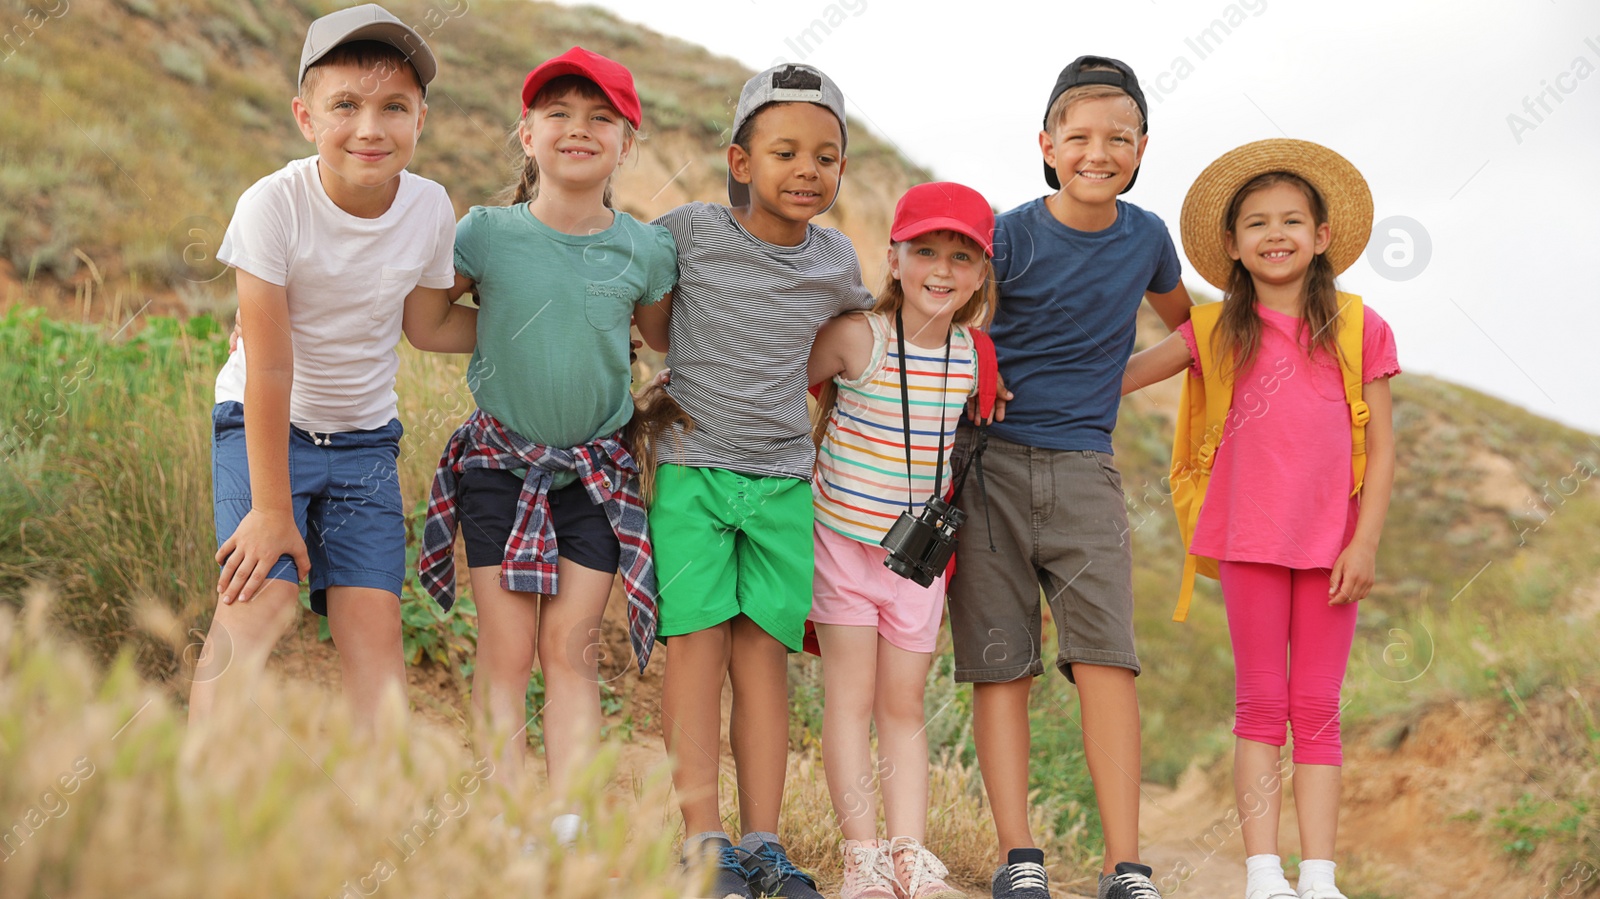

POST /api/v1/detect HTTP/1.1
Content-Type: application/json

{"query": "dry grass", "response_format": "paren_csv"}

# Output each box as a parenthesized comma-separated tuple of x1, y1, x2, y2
(0, 588, 694, 898)
(767, 749, 1092, 895)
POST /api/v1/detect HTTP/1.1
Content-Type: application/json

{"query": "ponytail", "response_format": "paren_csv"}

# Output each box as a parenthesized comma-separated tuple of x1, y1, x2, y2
(501, 151, 540, 206)
(625, 382, 694, 507)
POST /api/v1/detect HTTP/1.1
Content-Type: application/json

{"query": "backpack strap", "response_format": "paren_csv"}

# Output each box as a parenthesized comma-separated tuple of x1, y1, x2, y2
(1335, 293, 1368, 497)
(968, 326, 999, 424)
(1173, 304, 1233, 623)
(1171, 297, 1368, 622)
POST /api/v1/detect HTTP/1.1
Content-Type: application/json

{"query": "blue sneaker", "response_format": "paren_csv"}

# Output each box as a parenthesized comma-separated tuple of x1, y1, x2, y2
(684, 836, 755, 899)
(743, 840, 824, 899)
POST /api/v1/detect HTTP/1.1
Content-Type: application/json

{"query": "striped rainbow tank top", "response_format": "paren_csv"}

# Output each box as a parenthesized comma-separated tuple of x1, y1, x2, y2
(814, 312, 977, 544)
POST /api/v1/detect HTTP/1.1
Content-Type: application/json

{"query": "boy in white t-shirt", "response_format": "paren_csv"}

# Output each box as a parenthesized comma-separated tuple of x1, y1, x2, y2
(189, 5, 475, 730)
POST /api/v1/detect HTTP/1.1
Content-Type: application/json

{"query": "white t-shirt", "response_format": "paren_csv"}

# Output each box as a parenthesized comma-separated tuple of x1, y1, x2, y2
(214, 155, 456, 432)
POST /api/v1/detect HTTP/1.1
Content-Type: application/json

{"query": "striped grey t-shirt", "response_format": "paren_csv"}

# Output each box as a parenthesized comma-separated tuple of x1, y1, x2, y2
(655, 202, 874, 480)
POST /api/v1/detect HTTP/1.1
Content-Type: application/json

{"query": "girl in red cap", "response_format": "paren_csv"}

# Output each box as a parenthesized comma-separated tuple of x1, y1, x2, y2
(416, 47, 675, 850)
(805, 181, 1003, 899)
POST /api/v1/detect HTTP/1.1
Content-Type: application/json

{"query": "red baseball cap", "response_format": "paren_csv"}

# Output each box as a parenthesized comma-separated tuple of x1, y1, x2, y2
(520, 46, 641, 128)
(889, 182, 995, 257)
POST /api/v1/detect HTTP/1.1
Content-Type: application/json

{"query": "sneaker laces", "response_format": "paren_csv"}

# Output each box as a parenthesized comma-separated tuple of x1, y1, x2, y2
(1109, 867, 1161, 899)
(891, 839, 951, 895)
(755, 842, 817, 887)
(717, 844, 751, 875)
(1010, 861, 1048, 892)
(845, 843, 897, 889)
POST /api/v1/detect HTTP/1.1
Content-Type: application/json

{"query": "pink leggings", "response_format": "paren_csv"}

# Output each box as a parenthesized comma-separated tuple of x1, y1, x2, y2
(1220, 561, 1358, 766)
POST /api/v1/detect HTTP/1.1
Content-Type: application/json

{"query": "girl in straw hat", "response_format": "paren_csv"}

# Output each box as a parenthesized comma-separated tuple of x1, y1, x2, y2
(1123, 139, 1399, 899)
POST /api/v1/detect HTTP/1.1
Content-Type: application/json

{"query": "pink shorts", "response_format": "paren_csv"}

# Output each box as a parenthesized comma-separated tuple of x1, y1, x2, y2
(810, 522, 948, 653)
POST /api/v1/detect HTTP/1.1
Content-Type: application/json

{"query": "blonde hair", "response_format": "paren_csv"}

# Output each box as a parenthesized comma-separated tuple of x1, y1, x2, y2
(495, 75, 637, 207)
(1045, 66, 1146, 135)
(810, 232, 997, 446)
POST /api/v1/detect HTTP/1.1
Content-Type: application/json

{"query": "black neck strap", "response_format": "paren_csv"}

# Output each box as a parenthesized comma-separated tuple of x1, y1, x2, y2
(896, 309, 951, 511)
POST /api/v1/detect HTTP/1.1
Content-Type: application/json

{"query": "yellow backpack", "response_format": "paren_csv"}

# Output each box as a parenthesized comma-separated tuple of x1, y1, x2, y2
(1169, 292, 1370, 622)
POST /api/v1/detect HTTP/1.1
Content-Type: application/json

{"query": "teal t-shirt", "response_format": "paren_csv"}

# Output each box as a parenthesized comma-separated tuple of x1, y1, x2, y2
(455, 204, 677, 467)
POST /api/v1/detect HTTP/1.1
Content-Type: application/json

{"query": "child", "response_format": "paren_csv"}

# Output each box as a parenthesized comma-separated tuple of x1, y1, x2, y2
(195, 5, 475, 730)
(646, 63, 873, 899)
(945, 56, 1193, 899)
(1122, 139, 1397, 899)
(806, 181, 997, 899)
(415, 47, 676, 848)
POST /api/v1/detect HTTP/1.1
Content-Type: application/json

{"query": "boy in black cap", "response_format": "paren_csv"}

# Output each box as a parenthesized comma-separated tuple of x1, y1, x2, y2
(191, 5, 473, 731)
(946, 56, 1192, 899)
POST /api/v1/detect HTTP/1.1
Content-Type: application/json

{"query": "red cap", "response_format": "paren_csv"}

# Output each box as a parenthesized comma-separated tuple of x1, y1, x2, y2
(889, 182, 995, 256)
(520, 46, 641, 128)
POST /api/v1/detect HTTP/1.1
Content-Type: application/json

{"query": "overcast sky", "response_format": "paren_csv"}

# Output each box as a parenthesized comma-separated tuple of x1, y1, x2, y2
(556, 0, 1600, 436)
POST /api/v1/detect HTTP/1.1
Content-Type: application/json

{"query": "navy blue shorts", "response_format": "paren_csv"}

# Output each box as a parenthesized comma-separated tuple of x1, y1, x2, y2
(211, 401, 405, 615)
(456, 467, 620, 577)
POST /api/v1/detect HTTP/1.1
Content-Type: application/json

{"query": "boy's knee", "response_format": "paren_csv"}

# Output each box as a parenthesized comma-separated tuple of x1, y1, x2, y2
(212, 582, 300, 643)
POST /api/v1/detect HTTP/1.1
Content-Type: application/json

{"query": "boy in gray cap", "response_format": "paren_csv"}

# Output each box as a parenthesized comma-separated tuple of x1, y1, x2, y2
(190, 5, 474, 731)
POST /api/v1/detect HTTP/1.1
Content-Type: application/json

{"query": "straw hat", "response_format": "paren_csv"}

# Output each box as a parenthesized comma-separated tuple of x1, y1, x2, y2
(1180, 139, 1373, 290)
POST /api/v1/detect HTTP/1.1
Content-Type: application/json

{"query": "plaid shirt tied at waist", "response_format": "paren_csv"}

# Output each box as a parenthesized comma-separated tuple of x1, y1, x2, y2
(418, 409, 658, 672)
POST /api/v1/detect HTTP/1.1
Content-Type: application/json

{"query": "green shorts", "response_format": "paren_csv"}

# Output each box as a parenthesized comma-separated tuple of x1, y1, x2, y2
(648, 464, 814, 651)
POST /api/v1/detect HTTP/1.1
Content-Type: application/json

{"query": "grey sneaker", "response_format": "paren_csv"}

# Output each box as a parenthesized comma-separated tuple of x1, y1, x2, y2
(991, 855, 1050, 899)
(743, 840, 823, 899)
(684, 836, 755, 899)
(1098, 861, 1161, 899)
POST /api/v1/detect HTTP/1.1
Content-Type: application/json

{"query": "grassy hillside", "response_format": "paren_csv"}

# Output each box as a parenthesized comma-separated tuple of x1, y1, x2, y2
(3, 0, 1599, 892)
(5, 298, 1596, 892)
(0, 0, 928, 303)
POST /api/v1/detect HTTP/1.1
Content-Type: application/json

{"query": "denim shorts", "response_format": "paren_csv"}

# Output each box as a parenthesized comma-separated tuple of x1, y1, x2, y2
(211, 401, 406, 614)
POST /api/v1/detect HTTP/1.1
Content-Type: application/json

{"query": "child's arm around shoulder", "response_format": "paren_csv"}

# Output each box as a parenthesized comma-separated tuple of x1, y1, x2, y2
(1121, 330, 1193, 395)
(402, 274, 477, 353)
(808, 311, 874, 387)
(634, 292, 671, 353)
(404, 189, 477, 353)
(218, 269, 309, 604)
(631, 221, 680, 353)
(1145, 281, 1194, 331)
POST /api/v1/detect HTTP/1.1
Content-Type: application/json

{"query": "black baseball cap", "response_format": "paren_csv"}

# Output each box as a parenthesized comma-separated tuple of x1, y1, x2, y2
(1041, 55, 1148, 193)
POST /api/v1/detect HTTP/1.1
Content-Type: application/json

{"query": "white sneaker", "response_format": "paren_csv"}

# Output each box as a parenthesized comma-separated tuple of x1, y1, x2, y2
(1246, 885, 1298, 899)
(1297, 886, 1349, 899)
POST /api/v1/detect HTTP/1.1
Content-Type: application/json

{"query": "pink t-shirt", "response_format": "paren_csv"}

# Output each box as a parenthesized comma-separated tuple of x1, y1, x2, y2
(1178, 304, 1400, 570)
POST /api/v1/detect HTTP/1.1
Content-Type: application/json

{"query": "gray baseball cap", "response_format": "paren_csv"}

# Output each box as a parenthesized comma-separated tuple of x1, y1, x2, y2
(298, 4, 437, 93)
(728, 63, 848, 211)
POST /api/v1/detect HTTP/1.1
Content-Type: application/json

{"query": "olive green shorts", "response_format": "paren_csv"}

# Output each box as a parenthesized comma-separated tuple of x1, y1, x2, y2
(648, 464, 814, 651)
(948, 430, 1139, 683)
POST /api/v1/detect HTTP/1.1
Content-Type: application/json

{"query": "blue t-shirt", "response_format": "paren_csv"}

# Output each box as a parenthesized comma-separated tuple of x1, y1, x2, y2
(987, 198, 1181, 453)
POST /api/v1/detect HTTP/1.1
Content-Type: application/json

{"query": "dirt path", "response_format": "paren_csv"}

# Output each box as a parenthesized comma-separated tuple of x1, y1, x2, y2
(1136, 771, 1251, 899)
(262, 613, 1575, 899)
